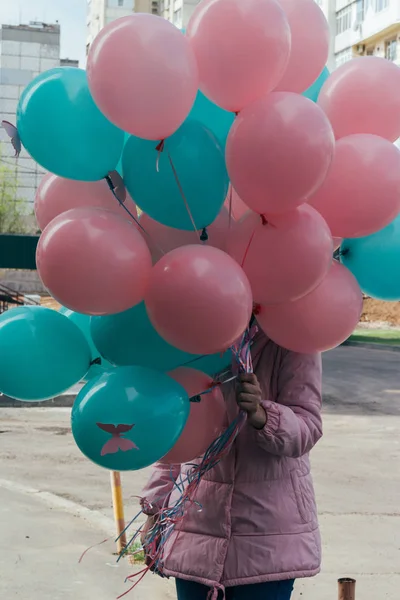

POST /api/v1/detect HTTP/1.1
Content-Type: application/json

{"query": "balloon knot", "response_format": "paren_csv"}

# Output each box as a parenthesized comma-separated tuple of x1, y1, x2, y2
(105, 174, 114, 191)
(260, 214, 268, 226)
(189, 395, 202, 403)
(200, 227, 209, 242)
(253, 303, 261, 316)
(155, 140, 165, 152)
(90, 357, 102, 366)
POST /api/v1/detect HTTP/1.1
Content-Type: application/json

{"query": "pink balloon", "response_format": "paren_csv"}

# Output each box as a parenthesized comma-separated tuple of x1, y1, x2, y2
(141, 207, 230, 263)
(333, 237, 342, 251)
(34, 172, 137, 230)
(228, 206, 332, 304)
(36, 207, 152, 315)
(145, 245, 253, 355)
(186, 0, 291, 111)
(318, 57, 400, 142)
(161, 367, 226, 464)
(226, 92, 334, 215)
(224, 187, 250, 222)
(275, 0, 329, 93)
(308, 134, 400, 239)
(87, 15, 198, 140)
(256, 261, 363, 354)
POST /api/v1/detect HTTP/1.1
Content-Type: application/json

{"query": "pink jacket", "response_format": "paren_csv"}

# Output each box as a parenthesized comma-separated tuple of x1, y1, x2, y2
(142, 332, 323, 597)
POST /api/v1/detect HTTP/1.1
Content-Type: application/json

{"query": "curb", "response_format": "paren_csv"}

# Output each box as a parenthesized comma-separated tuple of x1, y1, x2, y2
(0, 477, 115, 535)
(342, 340, 400, 353)
(2, 340, 399, 408)
(0, 394, 76, 408)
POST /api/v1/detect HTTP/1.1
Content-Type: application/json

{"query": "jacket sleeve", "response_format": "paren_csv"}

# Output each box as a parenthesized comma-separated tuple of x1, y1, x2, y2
(140, 462, 181, 515)
(254, 350, 323, 458)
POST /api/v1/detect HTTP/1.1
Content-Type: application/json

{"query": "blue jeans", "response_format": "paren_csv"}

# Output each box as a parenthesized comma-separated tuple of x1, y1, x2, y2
(176, 578, 295, 599)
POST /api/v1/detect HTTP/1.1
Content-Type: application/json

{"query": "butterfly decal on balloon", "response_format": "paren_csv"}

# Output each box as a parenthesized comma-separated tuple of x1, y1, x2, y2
(1, 120, 21, 158)
(96, 422, 139, 456)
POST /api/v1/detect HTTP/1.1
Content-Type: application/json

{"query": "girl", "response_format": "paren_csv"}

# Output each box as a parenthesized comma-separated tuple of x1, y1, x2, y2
(142, 328, 322, 600)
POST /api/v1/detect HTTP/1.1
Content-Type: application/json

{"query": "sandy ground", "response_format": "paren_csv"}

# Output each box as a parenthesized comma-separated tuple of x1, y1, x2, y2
(361, 298, 400, 327)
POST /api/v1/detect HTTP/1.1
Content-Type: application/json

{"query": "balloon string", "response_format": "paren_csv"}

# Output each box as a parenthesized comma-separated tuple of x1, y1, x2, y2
(119, 329, 256, 586)
(226, 184, 234, 249)
(166, 151, 200, 237)
(105, 175, 166, 257)
(241, 226, 257, 269)
(154, 141, 201, 240)
(78, 537, 111, 564)
(155, 140, 164, 173)
(241, 214, 268, 268)
(228, 185, 233, 231)
(189, 373, 238, 403)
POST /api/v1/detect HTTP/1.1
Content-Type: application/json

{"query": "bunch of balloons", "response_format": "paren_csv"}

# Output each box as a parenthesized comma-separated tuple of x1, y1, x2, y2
(2, 0, 400, 471)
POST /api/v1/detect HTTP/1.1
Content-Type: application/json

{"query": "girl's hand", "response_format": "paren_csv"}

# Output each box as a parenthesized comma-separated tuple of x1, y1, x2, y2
(236, 373, 267, 430)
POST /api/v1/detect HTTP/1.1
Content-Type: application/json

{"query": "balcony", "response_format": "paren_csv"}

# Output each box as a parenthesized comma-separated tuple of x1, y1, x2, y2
(351, 23, 400, 68)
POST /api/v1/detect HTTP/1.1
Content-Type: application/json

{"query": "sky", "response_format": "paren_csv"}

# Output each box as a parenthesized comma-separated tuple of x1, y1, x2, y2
(0, 0, 87, 67)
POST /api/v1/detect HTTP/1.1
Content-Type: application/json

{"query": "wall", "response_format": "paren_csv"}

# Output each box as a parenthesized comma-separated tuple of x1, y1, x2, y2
(335, 2, 361, 53)
(161, 0, 200, 28)
(87, 0, 106, 47)
(0, 25, 60, 207)
(87, 0, 159, 48)
(361, 0, 400, 41)
(335, 0, 400, 56)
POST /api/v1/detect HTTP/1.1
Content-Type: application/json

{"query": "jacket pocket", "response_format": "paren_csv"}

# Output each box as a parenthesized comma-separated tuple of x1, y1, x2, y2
(290, 471, 311, 524)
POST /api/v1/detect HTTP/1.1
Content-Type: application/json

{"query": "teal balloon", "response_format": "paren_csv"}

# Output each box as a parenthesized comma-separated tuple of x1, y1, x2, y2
(71, 367, 189, 470)
(17, 67, 124, 181)
(187, 351, 232, 377)
(0, 306, 91, 401)
(341, 215, 400, 301)
(91, 302, 198, 371)
(303, 67, 330, 103)
(59, 308, 115, 381)
(188, 91, 234, 149)
(122, 120, 229, 230)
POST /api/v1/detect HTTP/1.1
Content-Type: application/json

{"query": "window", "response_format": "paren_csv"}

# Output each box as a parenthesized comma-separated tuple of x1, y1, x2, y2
(106, 0, 127, 6)
(173, 8, 182, 28)
(107, 0, 128, 6)
(356, 0, 364, 23)
(386, 39, 397, 61)
(375, 0, 389, 11)
(335, 47, 353, 68)
(336, 6, 352, 35)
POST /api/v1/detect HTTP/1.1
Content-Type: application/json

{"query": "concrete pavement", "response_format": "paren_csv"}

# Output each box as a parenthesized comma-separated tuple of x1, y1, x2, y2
(0, 346, 399, 599)
(0, 485, 175, 600)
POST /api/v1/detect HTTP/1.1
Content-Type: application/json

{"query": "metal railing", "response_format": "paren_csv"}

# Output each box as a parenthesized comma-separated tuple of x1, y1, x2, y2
(0, 282, 40, 313)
